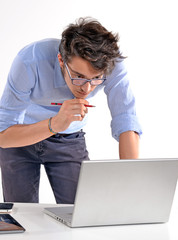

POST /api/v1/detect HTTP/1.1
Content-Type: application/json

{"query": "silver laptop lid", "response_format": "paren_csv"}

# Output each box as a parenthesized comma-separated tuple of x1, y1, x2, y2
(71, 158, 178, 227)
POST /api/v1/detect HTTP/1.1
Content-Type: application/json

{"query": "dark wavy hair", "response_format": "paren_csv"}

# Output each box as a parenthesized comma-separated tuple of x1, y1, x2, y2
(59, 17, 125, 75)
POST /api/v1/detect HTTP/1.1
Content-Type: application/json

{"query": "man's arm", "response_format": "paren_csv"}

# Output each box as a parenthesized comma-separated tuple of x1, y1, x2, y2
(0, 99, 88, 148)
(0, 120, 53, 148)
(119, 131, 139, 159)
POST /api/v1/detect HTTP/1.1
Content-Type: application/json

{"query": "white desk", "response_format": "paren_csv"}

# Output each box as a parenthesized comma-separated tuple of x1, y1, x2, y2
(2, 187, 178, 240)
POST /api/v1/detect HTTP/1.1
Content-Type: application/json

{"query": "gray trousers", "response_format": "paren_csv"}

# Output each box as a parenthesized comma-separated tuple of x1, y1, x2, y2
(0, 131, 89, 204)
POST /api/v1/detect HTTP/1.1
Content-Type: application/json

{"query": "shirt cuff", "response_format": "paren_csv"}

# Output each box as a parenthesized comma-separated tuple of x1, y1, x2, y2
(111, 114, 142, 142)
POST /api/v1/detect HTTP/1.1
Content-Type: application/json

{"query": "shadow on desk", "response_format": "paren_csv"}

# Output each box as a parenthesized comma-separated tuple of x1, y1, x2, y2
(69, 223, 170, 240)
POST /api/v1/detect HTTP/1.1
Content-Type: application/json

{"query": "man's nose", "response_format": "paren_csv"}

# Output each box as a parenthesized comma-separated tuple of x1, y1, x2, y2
(81, 82, 91, 92)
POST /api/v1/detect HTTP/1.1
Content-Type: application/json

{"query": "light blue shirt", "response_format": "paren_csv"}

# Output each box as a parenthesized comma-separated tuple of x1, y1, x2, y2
(0, 39, 142, 141)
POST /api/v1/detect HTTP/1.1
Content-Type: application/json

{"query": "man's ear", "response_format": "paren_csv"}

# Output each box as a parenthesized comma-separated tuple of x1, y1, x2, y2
(58, 53, 64, 68)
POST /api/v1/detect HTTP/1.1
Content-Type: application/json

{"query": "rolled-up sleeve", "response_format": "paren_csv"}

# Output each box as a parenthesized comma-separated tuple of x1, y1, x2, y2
(104, 60, 142, 142)
(0, 55, 35, 132)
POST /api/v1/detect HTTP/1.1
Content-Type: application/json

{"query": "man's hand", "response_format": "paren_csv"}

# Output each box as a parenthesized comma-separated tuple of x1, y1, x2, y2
(51, 99, 89, 133)
(0, 99, 89, 148)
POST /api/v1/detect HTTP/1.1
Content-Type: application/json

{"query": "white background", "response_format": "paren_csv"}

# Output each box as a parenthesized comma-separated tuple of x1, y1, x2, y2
(0, 0, 178, 203)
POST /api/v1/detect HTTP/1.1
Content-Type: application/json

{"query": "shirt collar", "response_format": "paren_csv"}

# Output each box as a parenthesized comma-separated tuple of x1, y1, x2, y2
(54, 54, 66, 88)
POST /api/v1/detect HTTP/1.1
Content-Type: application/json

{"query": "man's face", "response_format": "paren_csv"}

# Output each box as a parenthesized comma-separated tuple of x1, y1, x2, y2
(58, 54, 103, 99)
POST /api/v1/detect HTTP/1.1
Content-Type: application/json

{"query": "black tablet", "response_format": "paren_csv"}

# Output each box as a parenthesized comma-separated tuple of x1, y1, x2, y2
(0, 214, 25, 234)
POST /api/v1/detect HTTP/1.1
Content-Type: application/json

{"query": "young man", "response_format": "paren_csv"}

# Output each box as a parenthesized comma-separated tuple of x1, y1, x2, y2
(0, 18, 142, 203)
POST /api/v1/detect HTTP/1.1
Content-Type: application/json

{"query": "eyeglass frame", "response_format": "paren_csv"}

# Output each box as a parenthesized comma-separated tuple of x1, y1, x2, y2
(64, 62, 106, 86)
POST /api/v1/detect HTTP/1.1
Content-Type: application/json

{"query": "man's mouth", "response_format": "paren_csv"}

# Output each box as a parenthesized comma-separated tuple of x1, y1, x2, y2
(75, 91, 89, 99)
(78, 90, 89, 96)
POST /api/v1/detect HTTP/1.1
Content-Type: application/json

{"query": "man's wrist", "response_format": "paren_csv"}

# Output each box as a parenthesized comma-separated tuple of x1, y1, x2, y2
(48, 117, 58, 135)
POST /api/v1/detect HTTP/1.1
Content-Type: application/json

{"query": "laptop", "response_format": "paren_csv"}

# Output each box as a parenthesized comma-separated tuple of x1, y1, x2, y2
(44, 158, 178, 228)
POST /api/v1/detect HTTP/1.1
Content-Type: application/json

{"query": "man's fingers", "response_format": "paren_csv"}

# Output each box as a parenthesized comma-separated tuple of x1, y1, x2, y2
(70, 98, 89, 105)
(71, 115, 84, 122)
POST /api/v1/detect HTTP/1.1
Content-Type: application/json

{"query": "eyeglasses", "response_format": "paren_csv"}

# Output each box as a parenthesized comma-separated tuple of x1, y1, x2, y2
(64, 62, 106, 86)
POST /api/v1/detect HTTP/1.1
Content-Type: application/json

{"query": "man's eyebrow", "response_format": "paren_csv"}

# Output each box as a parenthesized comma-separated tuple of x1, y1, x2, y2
(69, 65, 85, 77)
(68, 64, 103, 78)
